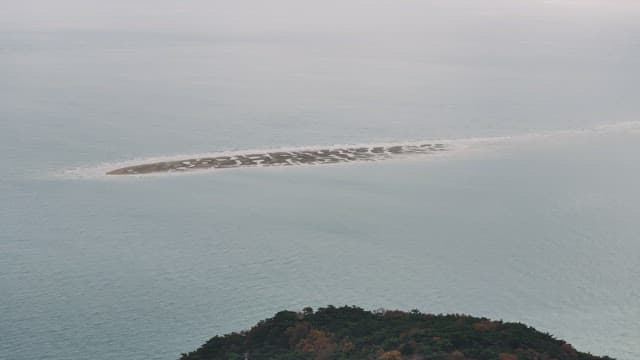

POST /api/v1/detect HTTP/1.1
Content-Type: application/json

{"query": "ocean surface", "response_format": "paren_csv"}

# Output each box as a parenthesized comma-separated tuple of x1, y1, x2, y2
(2, 1, 640, 359)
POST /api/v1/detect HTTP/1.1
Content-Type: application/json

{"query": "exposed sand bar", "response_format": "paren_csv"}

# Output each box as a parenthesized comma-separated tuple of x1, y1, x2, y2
(106, 143, 448, 175)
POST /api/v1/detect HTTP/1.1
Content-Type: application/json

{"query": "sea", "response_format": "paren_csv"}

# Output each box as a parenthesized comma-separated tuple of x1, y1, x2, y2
(1, 1, 639, 359)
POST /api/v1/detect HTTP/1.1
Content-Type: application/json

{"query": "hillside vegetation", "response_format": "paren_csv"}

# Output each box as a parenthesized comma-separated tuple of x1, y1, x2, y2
(180, 306, 612, 360)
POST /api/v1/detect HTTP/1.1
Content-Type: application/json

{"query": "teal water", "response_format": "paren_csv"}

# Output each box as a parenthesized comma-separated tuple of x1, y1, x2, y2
(3, 132, 640, 360)
(2, 1, 640, 359)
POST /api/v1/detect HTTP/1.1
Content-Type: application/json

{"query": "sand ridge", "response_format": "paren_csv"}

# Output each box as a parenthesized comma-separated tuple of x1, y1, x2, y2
(106, 143, 448, 175)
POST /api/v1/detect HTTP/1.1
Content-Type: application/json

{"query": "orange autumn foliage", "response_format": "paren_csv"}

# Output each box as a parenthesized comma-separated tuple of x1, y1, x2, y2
(448, 350, 466, 360)
(379, 350, 403, 360)
(499, 353, 518, 360)
(472, 320, 499, 331)
(296, 329, 337, 360)
(284, 321, 312, 348)
(341, 339, 355, 353)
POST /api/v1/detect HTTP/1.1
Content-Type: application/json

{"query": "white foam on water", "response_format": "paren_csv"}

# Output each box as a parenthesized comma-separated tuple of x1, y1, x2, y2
(56, 121, 640, 180)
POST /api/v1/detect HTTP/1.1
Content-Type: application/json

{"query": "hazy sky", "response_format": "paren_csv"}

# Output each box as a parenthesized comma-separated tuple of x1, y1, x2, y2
(2, 0, 640, 33)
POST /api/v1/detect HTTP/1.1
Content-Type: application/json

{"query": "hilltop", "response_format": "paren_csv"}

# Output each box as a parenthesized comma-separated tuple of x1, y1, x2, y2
(179, 306, 612, 360)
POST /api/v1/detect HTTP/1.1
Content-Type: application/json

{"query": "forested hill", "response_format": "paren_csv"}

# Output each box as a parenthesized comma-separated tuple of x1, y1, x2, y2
(179, 306, 612, 360)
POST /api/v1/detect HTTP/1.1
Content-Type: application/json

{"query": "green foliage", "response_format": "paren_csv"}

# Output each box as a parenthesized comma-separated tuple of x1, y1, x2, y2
(179, 306, 614, 360)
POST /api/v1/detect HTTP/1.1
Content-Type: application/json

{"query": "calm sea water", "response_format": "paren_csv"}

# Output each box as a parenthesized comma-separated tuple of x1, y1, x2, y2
(2, 1, 640, 359)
